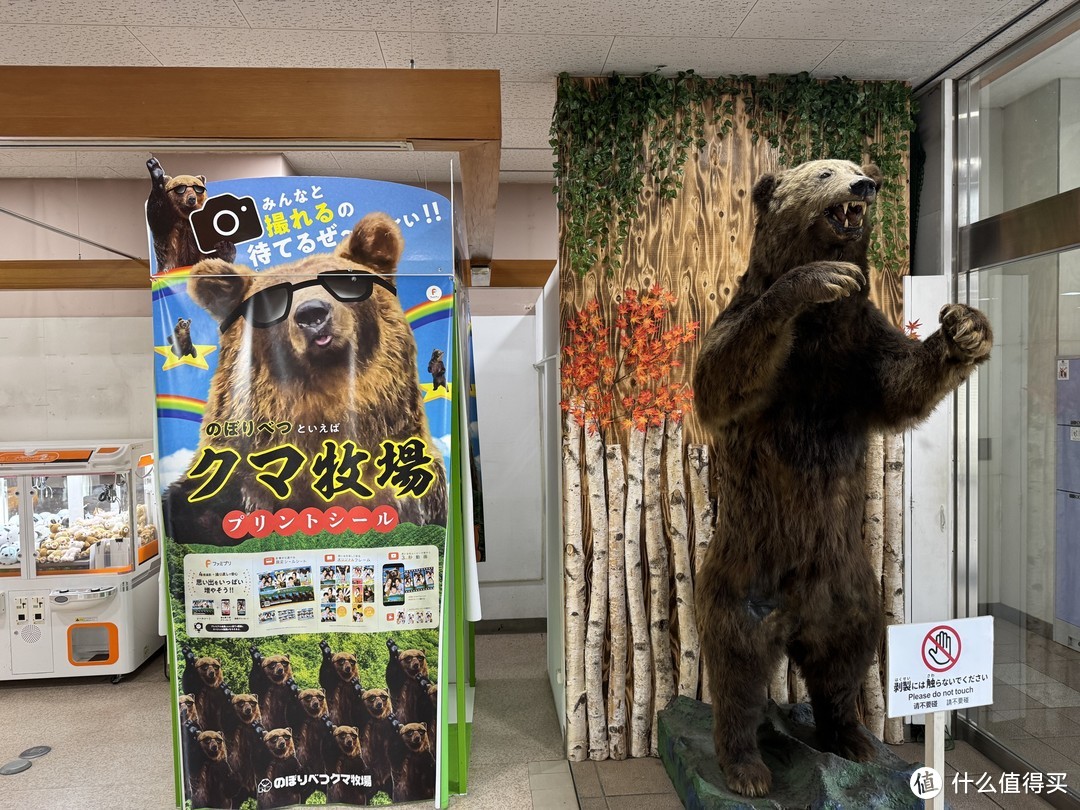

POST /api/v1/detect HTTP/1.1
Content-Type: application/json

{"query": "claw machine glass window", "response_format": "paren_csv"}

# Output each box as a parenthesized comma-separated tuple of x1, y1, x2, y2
(1, 476, 22, 577)
(31, 472, 135, 576)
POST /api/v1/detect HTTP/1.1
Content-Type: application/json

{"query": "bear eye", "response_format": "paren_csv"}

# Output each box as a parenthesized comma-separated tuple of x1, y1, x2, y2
(818, 170, 833, 180)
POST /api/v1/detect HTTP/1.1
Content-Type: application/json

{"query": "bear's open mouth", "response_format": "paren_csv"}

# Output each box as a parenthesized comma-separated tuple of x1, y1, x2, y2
(824, 201, 866, 232)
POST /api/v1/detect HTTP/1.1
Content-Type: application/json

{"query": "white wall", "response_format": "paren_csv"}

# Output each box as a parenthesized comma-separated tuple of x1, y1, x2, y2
(470, 296, 546, 620)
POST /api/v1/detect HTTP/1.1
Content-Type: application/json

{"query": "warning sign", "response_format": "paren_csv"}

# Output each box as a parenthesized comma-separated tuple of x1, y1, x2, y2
(886, 616, 993, 718)
(921, 625, 961, 672)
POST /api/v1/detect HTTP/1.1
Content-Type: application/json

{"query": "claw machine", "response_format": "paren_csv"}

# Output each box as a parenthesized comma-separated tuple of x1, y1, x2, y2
(0, 441, 165, 682)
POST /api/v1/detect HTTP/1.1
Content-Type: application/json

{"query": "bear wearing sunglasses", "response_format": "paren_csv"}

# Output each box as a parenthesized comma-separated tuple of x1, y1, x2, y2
(146, 157, 236, 271)
(163, 212, 448, 546)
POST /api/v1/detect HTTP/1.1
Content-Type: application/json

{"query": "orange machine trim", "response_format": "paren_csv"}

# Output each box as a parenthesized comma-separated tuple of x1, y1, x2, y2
(67, 622, 120, 666)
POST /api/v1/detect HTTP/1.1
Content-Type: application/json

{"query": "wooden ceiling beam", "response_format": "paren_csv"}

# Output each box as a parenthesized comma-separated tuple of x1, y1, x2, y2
(0, 66, 501, 268)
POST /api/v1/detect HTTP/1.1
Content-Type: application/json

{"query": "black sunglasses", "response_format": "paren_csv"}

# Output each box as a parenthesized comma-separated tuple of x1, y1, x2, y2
(219, 270, 397, 333)
(170, 184, 206, 195)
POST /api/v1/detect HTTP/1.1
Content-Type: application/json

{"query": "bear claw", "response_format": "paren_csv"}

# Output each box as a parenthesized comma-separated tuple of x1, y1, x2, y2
(939, 303, 992, 362)
(724, 759, 772, 797)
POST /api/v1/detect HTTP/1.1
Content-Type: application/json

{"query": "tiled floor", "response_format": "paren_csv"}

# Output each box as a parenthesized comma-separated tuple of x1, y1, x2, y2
(968, 616, 1080, 788)
(0, 628, 1075, 809)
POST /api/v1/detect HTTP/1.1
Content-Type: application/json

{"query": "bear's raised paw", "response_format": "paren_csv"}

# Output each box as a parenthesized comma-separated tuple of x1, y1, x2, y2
(784, 261, 864, 306)
(939, 303, 992, 364)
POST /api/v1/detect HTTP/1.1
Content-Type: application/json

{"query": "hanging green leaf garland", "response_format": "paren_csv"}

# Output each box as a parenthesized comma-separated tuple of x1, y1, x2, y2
(551, 72, 916, 280)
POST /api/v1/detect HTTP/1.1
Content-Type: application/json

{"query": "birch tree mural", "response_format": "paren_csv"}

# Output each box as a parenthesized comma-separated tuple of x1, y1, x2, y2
(555, 73, 914, 759)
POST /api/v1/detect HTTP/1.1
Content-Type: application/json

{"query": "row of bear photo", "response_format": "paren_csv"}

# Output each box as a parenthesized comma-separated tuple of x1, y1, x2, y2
(179, 636, 436, 809)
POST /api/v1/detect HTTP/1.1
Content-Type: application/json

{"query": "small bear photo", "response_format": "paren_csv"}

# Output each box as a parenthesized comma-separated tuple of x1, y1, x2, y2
(167, 317, 196, 358)
(428, 348, 447, 389)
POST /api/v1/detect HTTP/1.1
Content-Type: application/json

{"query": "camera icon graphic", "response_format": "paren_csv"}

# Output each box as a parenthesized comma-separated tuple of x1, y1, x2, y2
(191, 192, 263, 254)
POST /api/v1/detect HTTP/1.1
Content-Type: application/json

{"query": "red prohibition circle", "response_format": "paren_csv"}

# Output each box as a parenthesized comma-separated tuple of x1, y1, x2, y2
(922, 624, 961, 672)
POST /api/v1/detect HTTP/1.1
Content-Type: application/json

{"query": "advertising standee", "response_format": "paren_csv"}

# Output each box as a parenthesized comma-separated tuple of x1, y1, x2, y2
(149, 163, 454, 809)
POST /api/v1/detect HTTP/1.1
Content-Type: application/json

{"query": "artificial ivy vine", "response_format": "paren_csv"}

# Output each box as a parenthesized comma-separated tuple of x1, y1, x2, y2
(551, 71, 916, 280)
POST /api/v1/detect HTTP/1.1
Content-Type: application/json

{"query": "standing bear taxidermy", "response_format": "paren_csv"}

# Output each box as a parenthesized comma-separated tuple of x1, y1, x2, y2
(693, 159, 992, 798)
(163, 212, 448, 546)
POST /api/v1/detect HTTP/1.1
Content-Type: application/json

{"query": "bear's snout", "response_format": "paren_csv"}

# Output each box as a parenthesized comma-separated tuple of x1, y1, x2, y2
(849, 177, 876, 200)
(294, 300, 335, 347)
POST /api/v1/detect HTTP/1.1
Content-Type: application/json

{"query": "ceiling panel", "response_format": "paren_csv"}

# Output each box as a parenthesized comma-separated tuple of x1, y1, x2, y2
(735, 0, 1007, 43)
(500, 170, 555, 184)
(502, 119, 554, 150)
(500, 149, 554, 172)
(0, 24, 158, 65)
(501, 80, 557, 120)
(604, 35, 840, 76)
(496, 0, 755, 37)
(128, 26, 386, 67)
(0, 0, 246, 27)
(814, 40, 958, 82)
(377, 31, 611, 80)
(234, 0, 498, 33)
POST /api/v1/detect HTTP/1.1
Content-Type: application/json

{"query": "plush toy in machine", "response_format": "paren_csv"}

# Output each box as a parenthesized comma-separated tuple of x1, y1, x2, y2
(0, 541, 20, 566)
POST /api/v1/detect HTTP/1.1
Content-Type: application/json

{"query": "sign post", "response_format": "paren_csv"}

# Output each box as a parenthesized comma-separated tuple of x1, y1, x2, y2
(886, 616, 994, 808)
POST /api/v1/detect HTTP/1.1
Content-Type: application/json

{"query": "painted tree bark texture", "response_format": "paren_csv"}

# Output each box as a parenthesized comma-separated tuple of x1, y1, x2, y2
(558, 79, 910, 759)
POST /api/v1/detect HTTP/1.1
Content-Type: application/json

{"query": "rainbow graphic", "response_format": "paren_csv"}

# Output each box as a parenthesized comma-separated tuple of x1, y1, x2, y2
(405, 295, 453, 330)
(151, 267, 192, 303)
(156, 394, 205, 424)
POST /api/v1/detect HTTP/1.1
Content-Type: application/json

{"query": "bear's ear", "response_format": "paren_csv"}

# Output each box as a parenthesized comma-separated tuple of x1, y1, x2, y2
(285, 727, 292, 735)
(332, 725, 340, 734)
(197, 175, 206, 185)
(163, 175, 173, 186)
(188, 259, 254, 324)
(861, 163, 883, 191)
(337, 212, 404, 275)
(419, 722, 427, 731)
(751, 173, 778, 217)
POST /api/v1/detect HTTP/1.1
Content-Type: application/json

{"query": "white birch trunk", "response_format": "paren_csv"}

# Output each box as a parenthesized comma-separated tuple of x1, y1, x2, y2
(606, 444, 629, 760)
(687, 444, 713, 702)
(883, 432, 905, 745)
(862, 431, 886, 738)
(563, 404, 587, 760)
(665, 420, 699, 699)
(644, 419, 675, 755)
(790, 665, 810, 704)
(862, 652, 886, 739)
(584, 417, 609, 760)
(768, 655, 789, 704)
(624, 428, 652, 758)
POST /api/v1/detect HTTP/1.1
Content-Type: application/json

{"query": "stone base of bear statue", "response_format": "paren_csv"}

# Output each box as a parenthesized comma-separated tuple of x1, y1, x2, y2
(658, 697, 931, 809)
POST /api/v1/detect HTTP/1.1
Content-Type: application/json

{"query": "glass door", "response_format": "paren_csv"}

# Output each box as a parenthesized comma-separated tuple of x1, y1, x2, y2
(955, 8, 1080, 801)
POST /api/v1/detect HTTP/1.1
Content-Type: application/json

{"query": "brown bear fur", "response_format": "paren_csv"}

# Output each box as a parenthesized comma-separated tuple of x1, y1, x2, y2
(387, 647, 436, 746)
(295, 688, 335, 777)
(146, 157, 234, 271)
(181, 656, 231, 732)
(249, 654, 296, 732)
(164, 211, 448, 546)
(319, 650, 363, 726)
(168, 317, 197, 358)
(227, 693, 263, 801)
(179, 693, 200, 727)
(392, 722, 435, 802)
(191, 730, 241, 810)
(357, 687, 395, 796)
(258, 728, 304, 809)
(693, 159, 992, 797)
(328, 725, 372, 805)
